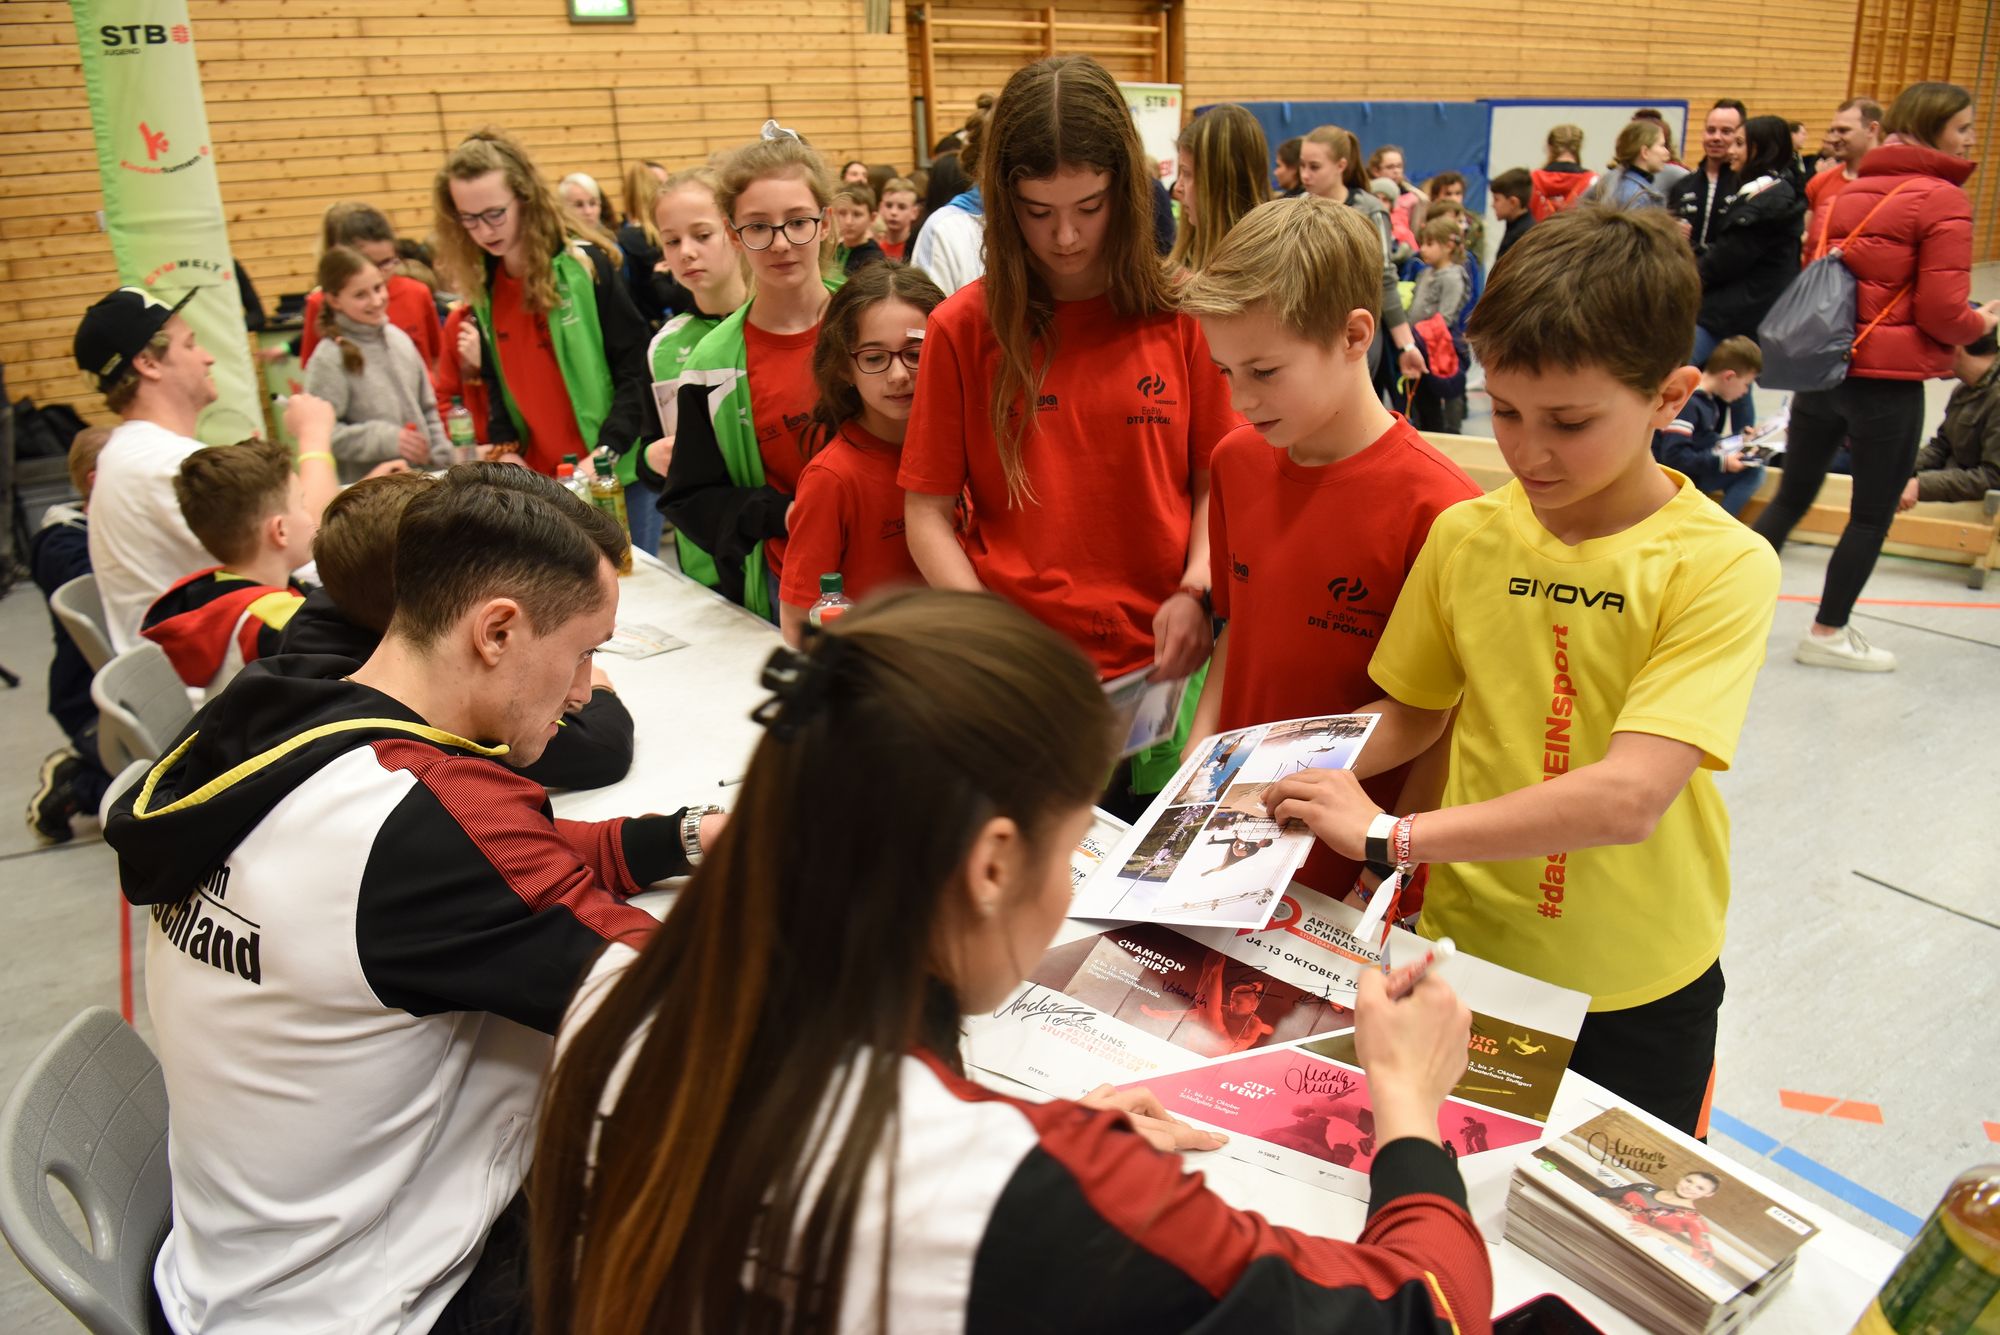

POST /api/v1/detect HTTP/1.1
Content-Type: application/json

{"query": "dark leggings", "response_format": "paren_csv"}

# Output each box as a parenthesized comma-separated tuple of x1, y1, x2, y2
(1750, 377, 1924, 629)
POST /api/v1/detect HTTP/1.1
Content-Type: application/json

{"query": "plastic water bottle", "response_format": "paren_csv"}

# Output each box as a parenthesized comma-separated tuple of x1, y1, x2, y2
(1849, 1166, 2000, 1333)
(560, 454, 590, 502)
(808, 572, 853, 629)
(586, 447, 633, 573)
(445, 398, 476, 463)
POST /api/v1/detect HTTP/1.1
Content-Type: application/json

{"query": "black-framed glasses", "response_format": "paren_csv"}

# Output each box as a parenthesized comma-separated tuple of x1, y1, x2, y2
(456, 203, 512, 232)
(732, 215, 823, 251)
(852, 345, 921, 374)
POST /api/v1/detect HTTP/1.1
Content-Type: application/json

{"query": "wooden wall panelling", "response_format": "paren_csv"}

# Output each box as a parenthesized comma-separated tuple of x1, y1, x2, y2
(1, 0, 910, 421)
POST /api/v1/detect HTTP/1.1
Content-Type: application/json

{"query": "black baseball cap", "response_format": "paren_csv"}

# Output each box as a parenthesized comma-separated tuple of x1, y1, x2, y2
(73, 286, 195, 391)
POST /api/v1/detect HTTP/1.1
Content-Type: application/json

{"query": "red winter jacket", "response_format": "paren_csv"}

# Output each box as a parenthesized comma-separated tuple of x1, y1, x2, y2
(1830, 143, 1987, 381)
(1530, 163, 1598, 221)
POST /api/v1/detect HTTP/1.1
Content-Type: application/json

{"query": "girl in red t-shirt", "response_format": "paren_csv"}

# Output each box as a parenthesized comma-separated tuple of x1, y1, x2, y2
(432, 130, 652, 479)
(899, 55, 1236, 803)
(778, 262, 947, 647)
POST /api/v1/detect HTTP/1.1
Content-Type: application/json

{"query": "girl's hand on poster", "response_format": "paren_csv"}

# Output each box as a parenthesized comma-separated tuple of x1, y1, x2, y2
(1080, 1084, 1228, 1154)
(1261, 769, 1378, 858)
(1152, 591, 1213, 680)
(1351, 969, 1470, 1148)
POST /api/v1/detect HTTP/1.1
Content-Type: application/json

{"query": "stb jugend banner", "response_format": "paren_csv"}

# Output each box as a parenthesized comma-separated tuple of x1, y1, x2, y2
(71, 0, 260, 444)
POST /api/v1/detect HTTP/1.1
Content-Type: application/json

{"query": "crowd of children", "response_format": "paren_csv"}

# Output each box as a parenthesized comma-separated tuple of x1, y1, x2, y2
(23, 58, 2000, 1335)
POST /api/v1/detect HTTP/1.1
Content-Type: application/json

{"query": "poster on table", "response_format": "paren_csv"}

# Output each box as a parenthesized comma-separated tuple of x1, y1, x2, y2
(1069, 715, 1379, 931)
(72, 0, 261, 444)
(967, 888, 1589, 1202)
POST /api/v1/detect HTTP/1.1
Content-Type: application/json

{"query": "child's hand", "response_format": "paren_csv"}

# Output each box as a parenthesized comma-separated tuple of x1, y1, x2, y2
(1720, 452, 1746, 473)
(1151, 591, 1213, 680)
(1261, 769, 1378, 859)
(643, 435, 674, 477)
(397, 424, 431, 466)
(456, 322, 482, 373)
(1898, 477, 1920, 511)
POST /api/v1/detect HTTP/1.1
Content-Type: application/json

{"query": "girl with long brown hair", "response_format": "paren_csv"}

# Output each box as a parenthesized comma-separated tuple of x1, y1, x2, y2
(532, 588, 1490, 1334)
(433, 129, 652, 482)
(1168, 103, 1270, 275)
(899, 55, 1236, 808)
(1296, 124, 1427, 391)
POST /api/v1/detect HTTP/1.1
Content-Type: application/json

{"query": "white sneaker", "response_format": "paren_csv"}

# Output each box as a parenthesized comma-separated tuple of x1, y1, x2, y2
(1795, 624, 1896, 672)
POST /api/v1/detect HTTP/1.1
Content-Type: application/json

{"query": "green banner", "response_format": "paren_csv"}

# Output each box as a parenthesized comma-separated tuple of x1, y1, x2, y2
(70, 1, 260, 445)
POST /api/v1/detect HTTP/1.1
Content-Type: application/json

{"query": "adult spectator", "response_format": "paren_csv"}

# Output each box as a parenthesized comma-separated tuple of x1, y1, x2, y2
(70, 288, 216, 652)
(1900, 326, 1999, 509)
(105, 466, 725, 1332)
(1754, 82, 2000, 671)
(1274, 136, 1305, 196)
(1490, 167, 1535, 262)
(1668, 99, 1747, 254)
(1632, 107, 1688, 168)
(1586, 120, 1684, 208)
(1693, 115, 1806, 379)
(1804, 96, 1885, 255)
(1529, 124, 1597, 217)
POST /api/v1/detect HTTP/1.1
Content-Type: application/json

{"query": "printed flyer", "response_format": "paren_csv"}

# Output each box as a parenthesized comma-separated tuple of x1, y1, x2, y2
(1306, 1008, 1578, 1123)
(1070, 715, 1378, 930)
(1125, 1045, 1546, 1198)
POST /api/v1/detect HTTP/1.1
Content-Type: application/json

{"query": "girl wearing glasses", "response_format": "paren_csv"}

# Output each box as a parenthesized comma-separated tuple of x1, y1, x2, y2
(432, 129, 653, 483)
(777, 262, 945, 647)
(633, 130, 841, 620)
(899, 55, 1236, 812)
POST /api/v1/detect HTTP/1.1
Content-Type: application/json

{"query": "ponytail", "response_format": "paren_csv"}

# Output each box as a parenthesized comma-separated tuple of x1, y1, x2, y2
(315, 245, 373, 374)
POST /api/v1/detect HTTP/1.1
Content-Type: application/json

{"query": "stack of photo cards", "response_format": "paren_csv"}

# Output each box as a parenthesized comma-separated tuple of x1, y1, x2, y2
(1069, 714, 1379, 931)
(1507, 1109, 1818, 1333)
(1102, 666, 1192, 759)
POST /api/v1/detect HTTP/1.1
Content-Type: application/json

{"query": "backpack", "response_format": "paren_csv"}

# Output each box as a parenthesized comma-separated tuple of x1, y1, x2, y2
(1755, 180, 1913, 392)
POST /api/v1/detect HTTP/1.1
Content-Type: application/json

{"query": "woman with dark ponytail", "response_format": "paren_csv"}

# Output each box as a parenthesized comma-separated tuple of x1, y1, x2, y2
(533, 588, 1490, 1335)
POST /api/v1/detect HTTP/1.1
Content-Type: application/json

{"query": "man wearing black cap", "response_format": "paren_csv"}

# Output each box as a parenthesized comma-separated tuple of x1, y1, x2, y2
(73, 287, 219, 653)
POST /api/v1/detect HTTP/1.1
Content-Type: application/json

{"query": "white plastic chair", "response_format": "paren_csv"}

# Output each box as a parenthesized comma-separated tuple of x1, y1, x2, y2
(0, 1008, 171, 1335)
(91, 645, 194, 776)
(51, 575, 114, 674)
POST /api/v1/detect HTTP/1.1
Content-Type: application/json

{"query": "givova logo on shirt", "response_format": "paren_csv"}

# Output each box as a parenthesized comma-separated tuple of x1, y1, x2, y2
(152, 864, 263, 985)
(1507, 576, 1625, 613)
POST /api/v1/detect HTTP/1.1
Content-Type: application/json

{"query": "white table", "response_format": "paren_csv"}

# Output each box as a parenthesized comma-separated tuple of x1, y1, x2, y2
(555, 555, 1901, 1330)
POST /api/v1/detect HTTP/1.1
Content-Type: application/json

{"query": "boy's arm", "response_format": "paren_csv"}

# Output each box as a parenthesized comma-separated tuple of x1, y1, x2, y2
(284, 394, 341, 518)
(1653, 400, 1717, 476)
(1266, 731, 1703, 864)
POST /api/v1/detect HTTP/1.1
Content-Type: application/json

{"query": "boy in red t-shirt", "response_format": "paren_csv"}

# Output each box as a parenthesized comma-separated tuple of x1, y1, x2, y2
(1178, 196, 1480, 897)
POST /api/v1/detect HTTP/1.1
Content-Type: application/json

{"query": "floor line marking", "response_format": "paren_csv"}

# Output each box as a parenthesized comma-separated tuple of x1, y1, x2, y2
(1851, 871, 2000, 931)
(1709, 1108, 1922, 1237)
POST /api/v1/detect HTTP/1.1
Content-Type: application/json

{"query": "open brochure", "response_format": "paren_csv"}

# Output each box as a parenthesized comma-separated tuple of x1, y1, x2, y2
(1102, 665, 1191, 759)
(1719, 405, 1789, 463)
(1507, 1108, 1819, 1332)
(1069, 714, 1379, 931)
(966, 883, 1588, 1202)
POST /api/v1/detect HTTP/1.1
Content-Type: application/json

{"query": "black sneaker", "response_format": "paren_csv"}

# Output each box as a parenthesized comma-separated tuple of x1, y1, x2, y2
(27, 750, 85, 845)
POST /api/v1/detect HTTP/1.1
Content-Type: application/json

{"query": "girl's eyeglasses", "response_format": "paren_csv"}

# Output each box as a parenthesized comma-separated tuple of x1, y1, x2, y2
(851, 346, 921, 374)
(455, 203, 512, 232)
(732, 215, 823, 251)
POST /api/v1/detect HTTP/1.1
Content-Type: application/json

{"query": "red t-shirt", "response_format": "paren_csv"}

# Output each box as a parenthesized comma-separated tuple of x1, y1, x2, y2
(744, 318, 820, 580)
(778, 423, 921, 609)
(899, 283, 1236, 678)
(490, 267, 589, 475)
(1208, 415, 1479, 894)
(300, 277, 442, 374)
(1803, 167, 1855, 261)
(880, 236, 908, 261)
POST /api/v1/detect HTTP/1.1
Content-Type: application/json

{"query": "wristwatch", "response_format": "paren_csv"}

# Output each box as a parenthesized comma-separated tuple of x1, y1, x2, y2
(680, 804, 723, 868)
(1363, 811, 1399, 879)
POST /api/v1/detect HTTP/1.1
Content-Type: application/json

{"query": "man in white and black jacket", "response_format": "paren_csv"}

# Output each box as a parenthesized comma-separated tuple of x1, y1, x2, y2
(106, 465, 722, 1334)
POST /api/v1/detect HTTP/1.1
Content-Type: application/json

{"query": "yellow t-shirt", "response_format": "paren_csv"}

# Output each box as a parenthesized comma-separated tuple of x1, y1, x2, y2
(1369, 471, 1780, 1011)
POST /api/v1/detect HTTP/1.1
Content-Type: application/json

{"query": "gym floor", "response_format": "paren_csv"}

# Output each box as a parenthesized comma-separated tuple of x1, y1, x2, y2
(0, 268, 1992, 1328)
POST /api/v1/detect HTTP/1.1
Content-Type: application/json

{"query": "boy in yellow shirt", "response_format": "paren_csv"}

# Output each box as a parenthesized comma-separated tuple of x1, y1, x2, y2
(1266, 206, 1780, 1134)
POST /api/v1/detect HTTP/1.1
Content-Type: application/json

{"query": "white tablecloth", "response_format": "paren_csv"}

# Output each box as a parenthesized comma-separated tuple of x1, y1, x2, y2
(553, 554, 1900, 1329)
